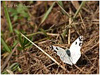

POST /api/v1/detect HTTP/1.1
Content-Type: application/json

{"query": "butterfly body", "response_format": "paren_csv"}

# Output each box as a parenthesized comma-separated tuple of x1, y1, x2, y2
(50, 36, 83, 65)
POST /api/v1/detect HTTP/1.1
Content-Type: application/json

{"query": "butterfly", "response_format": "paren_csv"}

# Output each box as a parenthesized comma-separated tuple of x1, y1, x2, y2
(50, 36, 83, 65)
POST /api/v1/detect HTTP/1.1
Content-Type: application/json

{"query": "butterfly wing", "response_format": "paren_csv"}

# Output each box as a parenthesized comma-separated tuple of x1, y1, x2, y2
(50, 45, 73, 65)
(69, 36, 83, 64)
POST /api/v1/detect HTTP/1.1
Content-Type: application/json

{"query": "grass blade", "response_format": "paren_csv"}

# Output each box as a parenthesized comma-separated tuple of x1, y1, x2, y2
(1, 37, 11, 53)
(57, 1, 63, 8)
(40, 2, 55, 24)
(57, 2, 70, 18)
(3, 1, 13, 33)
(73, 1, 86, 20)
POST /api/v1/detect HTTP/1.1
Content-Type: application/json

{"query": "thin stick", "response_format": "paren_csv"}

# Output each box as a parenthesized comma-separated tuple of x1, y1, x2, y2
(68, 29, 70, 44)
(68, 8, 71, 45)
(21, 33, 68, 72)
(47, 63, 56, 68)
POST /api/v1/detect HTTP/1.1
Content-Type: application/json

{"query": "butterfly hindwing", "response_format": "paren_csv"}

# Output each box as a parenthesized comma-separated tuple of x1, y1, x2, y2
(50, 45, 73, 65)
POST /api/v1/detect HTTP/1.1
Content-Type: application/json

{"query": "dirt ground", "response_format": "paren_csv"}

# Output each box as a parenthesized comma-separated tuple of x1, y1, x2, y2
(1, 1, 99, 74)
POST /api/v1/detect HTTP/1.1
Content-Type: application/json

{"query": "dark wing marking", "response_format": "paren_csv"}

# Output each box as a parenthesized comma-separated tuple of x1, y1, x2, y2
(56, 47, 58, 50)
(79, 43, 82, 46)
(75, 42, 77, 45)
(49, 45, 60, 52)
(66, 50, 71, 57)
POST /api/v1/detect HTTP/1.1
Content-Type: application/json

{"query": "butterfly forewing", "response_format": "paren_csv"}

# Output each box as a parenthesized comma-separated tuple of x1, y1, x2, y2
(69, 36, 83, 64)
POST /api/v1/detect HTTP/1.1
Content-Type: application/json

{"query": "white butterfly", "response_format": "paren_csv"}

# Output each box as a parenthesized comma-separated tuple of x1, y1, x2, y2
(50, 36, 83, 65)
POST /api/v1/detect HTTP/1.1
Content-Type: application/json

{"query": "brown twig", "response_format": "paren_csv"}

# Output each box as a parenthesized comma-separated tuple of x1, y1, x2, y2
(46, 63, 56, 68)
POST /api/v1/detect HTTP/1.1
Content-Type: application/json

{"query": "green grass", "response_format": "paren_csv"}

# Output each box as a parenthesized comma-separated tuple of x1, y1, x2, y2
(3, 1, 13, 33)
(1, 37, 11, 53)
(2, 63, 21, 74)
(9, 3, 30, 21)
(15, 29, 32, 51)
